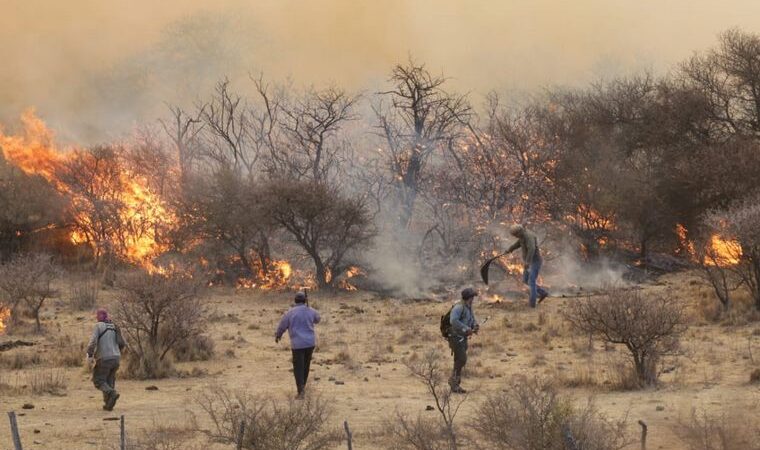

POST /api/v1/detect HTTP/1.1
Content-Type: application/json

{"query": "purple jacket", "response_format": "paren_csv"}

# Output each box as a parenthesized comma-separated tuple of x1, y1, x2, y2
(275, 304, 321, 349)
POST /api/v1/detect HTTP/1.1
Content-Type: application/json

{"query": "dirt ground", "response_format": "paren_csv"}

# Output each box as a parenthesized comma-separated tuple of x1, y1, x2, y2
(1, 271, 759, 449)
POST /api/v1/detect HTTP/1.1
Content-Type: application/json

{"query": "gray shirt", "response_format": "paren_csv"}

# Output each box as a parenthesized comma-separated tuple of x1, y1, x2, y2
(86, 322, 125, 361)
(450, 301, 477, 337)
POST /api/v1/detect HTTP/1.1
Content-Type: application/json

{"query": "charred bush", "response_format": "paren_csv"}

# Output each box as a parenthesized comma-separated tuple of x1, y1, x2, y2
(564, 287, 686, 387)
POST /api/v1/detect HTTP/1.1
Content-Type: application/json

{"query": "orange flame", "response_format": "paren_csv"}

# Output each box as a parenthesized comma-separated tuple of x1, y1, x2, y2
(338, 266, 364, 291)
(0, 307, 10, 335)
(0, 110, 173, 267)
(705, 234, 741, 267)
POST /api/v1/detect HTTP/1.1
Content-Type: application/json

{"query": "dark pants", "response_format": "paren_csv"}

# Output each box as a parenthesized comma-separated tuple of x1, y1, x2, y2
(523, 257, 549, 308)
(292, 347, 315, 394)
(92, 357, 119, 403)
(448, 336, 468, 386)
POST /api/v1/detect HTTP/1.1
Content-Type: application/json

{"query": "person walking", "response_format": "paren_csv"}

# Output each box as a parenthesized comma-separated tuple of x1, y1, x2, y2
(448, 287, 479, 393)
(275, 291, 321, 398)
(86, 308, 126, 411)
(504, 224, 549, 307)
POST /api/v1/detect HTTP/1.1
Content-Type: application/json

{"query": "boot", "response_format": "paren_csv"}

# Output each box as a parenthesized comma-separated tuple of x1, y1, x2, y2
(449, 376, 466, 394)
(104, 390, 120, 411)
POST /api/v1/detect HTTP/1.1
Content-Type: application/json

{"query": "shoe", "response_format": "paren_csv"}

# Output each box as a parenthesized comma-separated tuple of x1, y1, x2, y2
(538, 292, 549, 304)
(105, 391, 120, 411)
(451, 385, 467, 394)
(295, 392, 305, 400)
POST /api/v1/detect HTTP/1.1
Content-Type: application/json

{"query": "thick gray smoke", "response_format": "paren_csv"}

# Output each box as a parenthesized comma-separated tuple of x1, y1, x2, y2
(4, 0, 760, 142)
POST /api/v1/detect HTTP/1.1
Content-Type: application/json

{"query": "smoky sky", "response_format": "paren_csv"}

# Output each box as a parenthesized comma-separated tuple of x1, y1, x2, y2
(1, 0, 759, 143)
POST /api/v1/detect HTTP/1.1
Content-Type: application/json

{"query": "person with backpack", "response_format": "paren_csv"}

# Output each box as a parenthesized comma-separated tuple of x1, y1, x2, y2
(444, 288, 479, 393)
(275, 291, 321, 399)
(504, 224, 549, 308)
(86, 308, 126, 411)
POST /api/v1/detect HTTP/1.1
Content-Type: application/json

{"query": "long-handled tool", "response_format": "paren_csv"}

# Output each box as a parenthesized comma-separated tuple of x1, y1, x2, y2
(480, 252, 510, 285)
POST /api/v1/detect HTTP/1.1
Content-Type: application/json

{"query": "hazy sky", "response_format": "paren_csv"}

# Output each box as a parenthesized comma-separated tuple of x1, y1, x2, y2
(1, 0, 759, 142)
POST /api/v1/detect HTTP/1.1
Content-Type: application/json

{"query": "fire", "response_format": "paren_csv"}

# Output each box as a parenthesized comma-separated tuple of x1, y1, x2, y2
(675, 223, 696, 258)
(0, 110, 173, 267)
(236, 259, 293, 290)
(705, 234, 741, 267)
(338, 266, 364, 291)
(0, 307, 10, 335)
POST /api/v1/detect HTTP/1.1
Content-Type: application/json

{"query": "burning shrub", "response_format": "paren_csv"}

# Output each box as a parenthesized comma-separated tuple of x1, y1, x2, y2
(114, 270, 206, 379)
(197, 388, 340, 450)
(0, 253, 60, 332)
(564, 287, 686, 387)
(263, 179, 375, 289)
(178, 168, 276, 282)
(705, 193, 760, 310)
(0, 154, 65, 260)
(472, 377, 629, 450)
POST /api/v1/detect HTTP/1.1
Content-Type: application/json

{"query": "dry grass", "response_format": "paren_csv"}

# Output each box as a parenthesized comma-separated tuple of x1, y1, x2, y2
(674, 408, 760, 450)
(29, 369, 68, 396)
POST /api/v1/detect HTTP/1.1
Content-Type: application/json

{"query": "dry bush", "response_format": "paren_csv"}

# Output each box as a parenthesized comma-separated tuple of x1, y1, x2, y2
(172, 334, 215, 362)
(564, 288, 686, 387)
(197, 387, 340, 450)
(0, 253, 60, 332)
(389, 349, 467, 450)
(0, 350, 42, 370)
(29, 369, 67, 396)
(115, 271, 205, 379)
(55, 334, 86, 368)
(473, 377, 629, 450)
(68, 276, 99, 311)
(675, 408, 760, 450)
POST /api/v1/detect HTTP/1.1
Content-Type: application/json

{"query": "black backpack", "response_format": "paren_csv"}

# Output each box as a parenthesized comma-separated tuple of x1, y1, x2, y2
(440, 306, 455, 339)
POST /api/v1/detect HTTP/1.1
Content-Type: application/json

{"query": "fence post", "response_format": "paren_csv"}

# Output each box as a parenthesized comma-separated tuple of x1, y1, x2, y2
(561, 424, 578, 450)
(120, 415, 126, 450)
(344, 420, 353, 450)
(638, 420, 648, 450)
(7, 411, 23, 450)
(236, 420, 245, 450)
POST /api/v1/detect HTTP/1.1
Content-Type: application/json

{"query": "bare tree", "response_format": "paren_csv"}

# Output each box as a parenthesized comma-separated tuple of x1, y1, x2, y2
(273, 85, 357, 182)
(114, 270, 205, 378)
(263, 180, 375, 289)
(680, 28, 760, 138)
(564, 288, 686, 386)
(0, 253, 59, 332)
(159, 104, 204, 182)
(374, 60, 472, 228)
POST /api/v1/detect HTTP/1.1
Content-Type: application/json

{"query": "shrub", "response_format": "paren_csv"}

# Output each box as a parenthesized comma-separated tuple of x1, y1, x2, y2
(675, 408, 760, 450)
(29, 369, 67, 396)
(114, 270, 205, 379)
(68, 276, 99, 311)
(564, 287, 686, 387)
(173, 334, 215, 362)
(473, 377, 629, 450)
(197, 388, 340, 450)
(0, 253, 60, 332)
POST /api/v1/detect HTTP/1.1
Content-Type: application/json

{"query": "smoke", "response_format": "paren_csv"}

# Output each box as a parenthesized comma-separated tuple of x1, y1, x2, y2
(2, 0, 760, 142)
